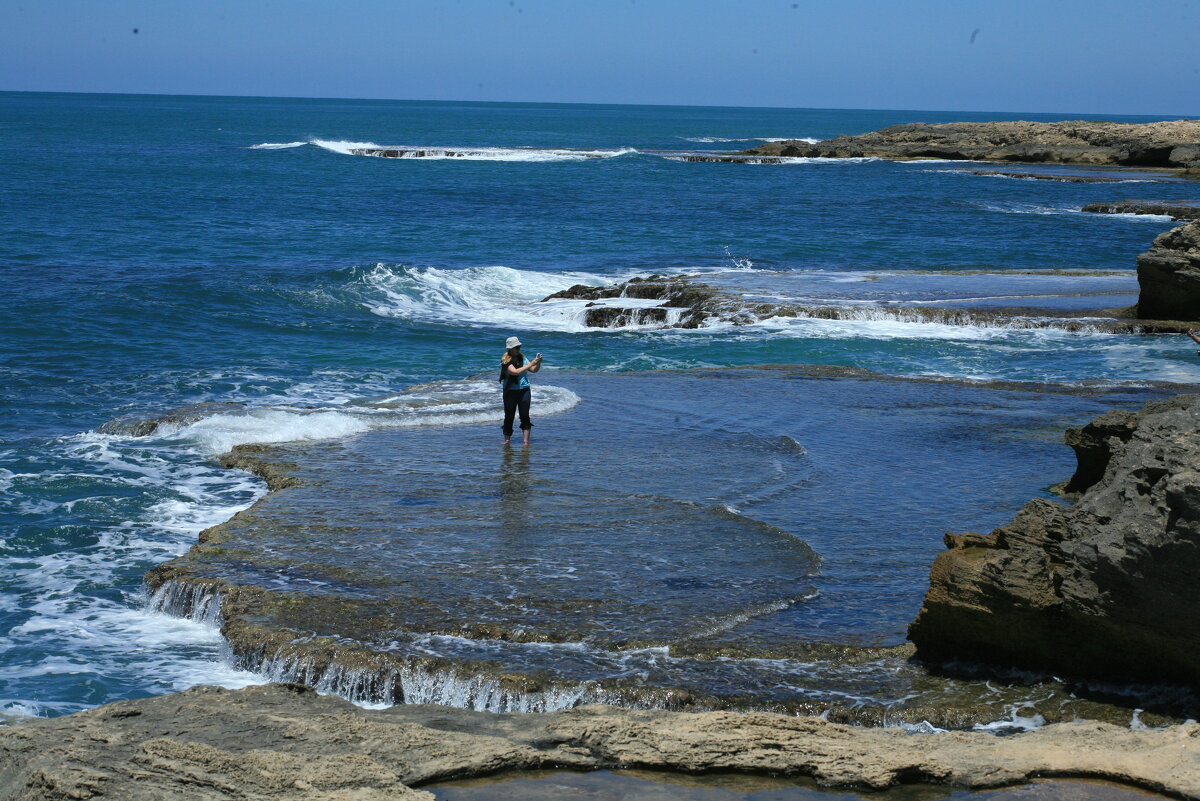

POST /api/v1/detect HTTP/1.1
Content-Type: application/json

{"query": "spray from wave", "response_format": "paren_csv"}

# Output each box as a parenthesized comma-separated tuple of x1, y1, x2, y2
(249, 139, 639, 162)
(156, 380, 581, 456)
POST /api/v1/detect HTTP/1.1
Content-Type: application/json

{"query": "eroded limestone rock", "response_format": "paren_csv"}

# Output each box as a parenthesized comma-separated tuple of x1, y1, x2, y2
(1136, 220, 1200, 321)
(3, 683, 1200, 801)
(909, 394, 1200, 687)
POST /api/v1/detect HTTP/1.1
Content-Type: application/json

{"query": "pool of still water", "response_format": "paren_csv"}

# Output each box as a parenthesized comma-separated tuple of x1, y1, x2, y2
(426, 769, 1168, 801)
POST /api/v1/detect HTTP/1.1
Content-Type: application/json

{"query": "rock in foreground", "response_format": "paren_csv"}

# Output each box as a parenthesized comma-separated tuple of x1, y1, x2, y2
(743, 120, 1200, 168)
(4, 683, 1200, 801)
(909, 394, 1200, 688)
(1137, 220, 1200, 321)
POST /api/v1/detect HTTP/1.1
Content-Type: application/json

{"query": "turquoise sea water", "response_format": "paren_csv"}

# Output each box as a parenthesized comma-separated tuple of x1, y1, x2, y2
(2, 91, 1199, 720)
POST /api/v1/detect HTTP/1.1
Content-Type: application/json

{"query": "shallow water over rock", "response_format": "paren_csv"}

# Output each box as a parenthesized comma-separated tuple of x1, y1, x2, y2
(427, 770, 1168, 801)
(149, 369, 1181, 722)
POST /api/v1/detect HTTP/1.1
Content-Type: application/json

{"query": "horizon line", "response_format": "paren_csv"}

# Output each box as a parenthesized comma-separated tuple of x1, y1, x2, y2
(0, 87, 1194, 121)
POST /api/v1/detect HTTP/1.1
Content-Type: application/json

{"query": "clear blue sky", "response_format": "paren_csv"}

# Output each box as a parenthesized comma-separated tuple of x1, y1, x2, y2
(2, 0, 1198, 115)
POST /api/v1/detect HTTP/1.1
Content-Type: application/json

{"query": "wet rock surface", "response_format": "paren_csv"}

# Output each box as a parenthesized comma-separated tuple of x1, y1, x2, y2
(3, 683, 1200, 801)
(540, 274, 1189, 333)
(970, 170, 1172, 183)
(140, 370, 1189, 725)
(909, 394, 1200, 688)
(541, 276, 721, 328)
(97, 401, 245, 436)
(741, 120, 1200, 168)
(1136, 221, 1200, 321)
(1083, 201, 1200, 220)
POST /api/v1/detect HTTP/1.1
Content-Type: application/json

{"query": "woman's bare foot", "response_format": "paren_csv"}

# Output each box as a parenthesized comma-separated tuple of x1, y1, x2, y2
(503, 439, 510, 446)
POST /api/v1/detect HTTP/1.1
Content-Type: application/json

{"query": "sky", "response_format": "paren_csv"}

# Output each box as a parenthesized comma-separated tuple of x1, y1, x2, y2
(2, 0, 1198, 115)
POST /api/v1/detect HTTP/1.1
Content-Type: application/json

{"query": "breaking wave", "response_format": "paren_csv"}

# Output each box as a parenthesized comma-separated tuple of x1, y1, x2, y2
(678, 136, 820, 144)
(249, 139, 639, 162)
(978, 202, 1177, 222)
(156, 380, 582, 455)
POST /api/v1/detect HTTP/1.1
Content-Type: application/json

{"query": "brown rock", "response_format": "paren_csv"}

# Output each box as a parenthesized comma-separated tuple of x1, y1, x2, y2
(4, 684, 1200, 800)
(1136, 221, 1200, 321)
(909, 394, 1200, 687)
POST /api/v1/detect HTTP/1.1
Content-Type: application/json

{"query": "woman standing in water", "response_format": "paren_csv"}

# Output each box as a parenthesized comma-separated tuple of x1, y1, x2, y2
(500, 336, 542, 446)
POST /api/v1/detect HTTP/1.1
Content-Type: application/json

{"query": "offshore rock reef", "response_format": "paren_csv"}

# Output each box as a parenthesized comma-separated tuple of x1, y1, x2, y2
(742, 120, 1200, 169)
(1083, 200, 1200, 220)
(909, 394, 1200, 687)
(543, 275, 1155, 333)
(3, 683, 1200, 801)
(540, 218, 1200, 332)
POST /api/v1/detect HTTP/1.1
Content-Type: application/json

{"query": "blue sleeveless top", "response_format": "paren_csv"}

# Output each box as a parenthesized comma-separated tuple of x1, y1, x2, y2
(502, 366, 529, 391)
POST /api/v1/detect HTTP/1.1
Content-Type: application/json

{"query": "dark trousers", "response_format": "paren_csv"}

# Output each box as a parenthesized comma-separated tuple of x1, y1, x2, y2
(502, 387, 532, 437)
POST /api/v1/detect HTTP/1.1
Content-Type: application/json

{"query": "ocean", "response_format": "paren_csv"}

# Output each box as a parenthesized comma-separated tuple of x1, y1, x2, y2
(2, 91, 1198, 724)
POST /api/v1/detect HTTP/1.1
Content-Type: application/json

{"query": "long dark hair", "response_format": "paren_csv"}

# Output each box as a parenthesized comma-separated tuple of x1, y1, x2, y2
(499, 346, 524, 384)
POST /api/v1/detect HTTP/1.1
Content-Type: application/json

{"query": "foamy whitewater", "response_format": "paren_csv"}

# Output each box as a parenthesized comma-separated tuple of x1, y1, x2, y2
(3, 92, 1199, 729)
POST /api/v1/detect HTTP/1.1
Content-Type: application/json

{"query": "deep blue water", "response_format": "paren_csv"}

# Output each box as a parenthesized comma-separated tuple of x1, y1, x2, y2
(2, 91, 1198, 719)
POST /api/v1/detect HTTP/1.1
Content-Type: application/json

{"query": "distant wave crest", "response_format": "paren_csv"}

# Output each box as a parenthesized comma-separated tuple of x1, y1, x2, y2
(679, 136, 820, 144)
(249, 139, 638, 162)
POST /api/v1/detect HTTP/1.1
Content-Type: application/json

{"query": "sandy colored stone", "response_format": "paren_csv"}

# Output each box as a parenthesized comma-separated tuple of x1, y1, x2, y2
(2, 684, 1200, 800)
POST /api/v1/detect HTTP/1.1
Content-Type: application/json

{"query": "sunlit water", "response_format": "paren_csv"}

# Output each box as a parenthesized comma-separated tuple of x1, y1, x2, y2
(2, 91, 1198, 721)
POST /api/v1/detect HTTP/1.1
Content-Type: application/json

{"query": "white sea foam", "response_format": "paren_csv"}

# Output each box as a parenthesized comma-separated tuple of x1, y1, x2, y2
(297, 139, 639, 162)
(309, 138, 384, 154)
(160, 380, 582, 455)
(360, 263, 612, 331)
(0, 436, 267, 717)
(678, 136, 819, 144)
(979, 202, 1176, 222)
(248, 141, 307, 149)
(165, 408, 372, 454)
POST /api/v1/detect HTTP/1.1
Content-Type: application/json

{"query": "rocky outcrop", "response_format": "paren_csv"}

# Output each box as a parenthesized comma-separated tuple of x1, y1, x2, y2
(97, 402, 244, 437)
(972, 170, 1170, 183)
(1083, 201, 1200, 220)
(909, 394, 1200, 688)
(743, 120, 1200, 168)
(4, 683, 1200, 801)
(1137, 221, 1200, 320)
(539, 276, 1192, 333)
(541, 276, 723, 328)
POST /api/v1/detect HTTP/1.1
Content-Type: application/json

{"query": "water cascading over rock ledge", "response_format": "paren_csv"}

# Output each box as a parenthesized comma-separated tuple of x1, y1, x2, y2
(908, 393, 1200, 688)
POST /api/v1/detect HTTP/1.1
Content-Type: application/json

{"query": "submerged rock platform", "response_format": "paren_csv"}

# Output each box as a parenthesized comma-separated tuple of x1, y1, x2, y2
(133, 369, 1194, 727)
(1083, 200, 1200, 220)
(3, 683, 1200, 801)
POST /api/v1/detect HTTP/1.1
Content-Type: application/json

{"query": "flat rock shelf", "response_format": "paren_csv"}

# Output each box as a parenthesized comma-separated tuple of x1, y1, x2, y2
(144, 369, 1190, 726)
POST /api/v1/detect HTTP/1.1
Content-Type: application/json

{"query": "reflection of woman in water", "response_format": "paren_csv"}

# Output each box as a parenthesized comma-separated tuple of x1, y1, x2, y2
(500, 336, 542, 446)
